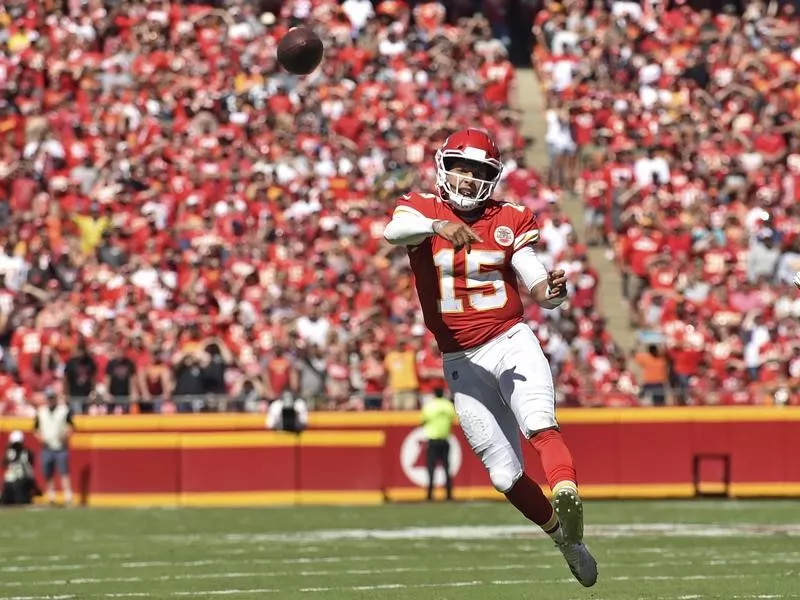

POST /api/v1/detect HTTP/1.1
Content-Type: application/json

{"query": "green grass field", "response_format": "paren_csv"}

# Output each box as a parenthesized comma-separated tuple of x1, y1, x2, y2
(1, 500, 798, 599)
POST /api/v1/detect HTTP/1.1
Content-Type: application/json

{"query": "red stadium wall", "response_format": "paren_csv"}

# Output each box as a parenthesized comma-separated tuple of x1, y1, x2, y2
(2, 407, 799, 506)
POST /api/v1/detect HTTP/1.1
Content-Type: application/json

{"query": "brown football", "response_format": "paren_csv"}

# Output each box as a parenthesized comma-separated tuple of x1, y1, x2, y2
(277, 26, 324, 75)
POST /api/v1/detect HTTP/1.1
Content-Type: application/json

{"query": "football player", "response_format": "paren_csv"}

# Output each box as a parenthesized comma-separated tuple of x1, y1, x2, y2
(383, 129, 598, 587)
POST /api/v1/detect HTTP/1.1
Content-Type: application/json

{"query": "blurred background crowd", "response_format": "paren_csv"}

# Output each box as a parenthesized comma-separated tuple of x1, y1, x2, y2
(535, 0, 800, 406)
(0, 0, 797, 415)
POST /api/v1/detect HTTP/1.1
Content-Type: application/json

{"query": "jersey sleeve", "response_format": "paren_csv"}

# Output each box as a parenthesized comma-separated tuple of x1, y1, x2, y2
(385, 193, 442, 247)
(392, 192, 440, 221)
(510, 205, 541, 252)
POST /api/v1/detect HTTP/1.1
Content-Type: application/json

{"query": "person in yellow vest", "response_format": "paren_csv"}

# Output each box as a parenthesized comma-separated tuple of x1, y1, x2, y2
(421, 389, 457, 501)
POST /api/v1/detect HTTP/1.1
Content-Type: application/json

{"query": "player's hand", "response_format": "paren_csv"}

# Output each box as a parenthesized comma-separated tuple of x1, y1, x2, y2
(546, 269, 568, 299)
(433, 220, 483, 253)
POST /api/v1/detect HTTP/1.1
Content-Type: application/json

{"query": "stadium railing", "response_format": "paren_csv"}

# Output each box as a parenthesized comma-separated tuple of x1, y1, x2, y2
(44, 385, 800, 415)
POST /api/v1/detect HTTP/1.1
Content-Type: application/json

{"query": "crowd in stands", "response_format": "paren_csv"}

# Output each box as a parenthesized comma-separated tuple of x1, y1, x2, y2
(0, 0, 613, 415)
(536, 0, 800, 406)
(2, 0, 796, 415)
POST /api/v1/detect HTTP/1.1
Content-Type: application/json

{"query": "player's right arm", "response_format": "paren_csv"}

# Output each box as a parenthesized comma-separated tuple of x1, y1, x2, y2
(383, 194, 482, 250)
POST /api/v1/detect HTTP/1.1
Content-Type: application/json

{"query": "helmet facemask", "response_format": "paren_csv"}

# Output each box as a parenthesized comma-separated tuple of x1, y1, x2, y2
(436, 149, 503, 211)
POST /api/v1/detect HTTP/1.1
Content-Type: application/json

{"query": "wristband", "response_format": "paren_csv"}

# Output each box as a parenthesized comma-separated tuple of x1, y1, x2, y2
(432, 220, 448, 234)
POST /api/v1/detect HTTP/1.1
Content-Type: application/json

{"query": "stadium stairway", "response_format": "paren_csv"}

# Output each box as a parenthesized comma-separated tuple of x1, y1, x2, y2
(515, 69, 636, 350)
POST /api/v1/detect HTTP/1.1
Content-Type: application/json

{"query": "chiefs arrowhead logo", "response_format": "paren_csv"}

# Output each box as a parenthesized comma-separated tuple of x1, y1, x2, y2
(494, 226, 514, 247)
(400, 427, 463, 488)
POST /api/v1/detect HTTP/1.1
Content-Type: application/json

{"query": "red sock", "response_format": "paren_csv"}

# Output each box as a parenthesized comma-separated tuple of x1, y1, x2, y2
(505, 473, 559, 533)
(530, 429, 577, 491)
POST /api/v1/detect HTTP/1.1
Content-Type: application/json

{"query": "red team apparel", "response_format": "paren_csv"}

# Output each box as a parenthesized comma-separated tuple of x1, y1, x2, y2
(395, 192, 541, 353)
(384, 128, 596, 591)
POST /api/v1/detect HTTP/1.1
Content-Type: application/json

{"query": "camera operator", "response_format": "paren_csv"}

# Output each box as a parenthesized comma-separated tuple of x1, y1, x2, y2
(266, 390, 308, 433)
(1, 431, 39, 506)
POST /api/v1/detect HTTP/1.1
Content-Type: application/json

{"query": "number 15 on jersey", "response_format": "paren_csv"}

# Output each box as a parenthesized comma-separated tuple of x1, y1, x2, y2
(433, 249, 509, 314)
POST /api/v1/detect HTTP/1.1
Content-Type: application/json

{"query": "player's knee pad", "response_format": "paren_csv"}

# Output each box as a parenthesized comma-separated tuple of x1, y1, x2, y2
(489, 463, 523, 494)
(522, 409, 559, 439)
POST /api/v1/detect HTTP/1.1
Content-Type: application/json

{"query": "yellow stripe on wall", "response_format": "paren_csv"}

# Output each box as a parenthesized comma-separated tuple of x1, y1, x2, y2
(729, 483, 800, 497)
(388, 482, 800, 501)
(82, 490, 384, 508)
(36, 483, 800, 508)
(308, 412, 423, 428)
(79, 413, 264, 431)
(5, 406, 800, 435)
(71, 433, 182, 450)
(311, 406, 800, 426)
(179, 491, 298, 507)
(554, 406, 800, 424)
(69, 430, 384, 450)
(302, 431, 385, 447)
(179, 432, 297, 449)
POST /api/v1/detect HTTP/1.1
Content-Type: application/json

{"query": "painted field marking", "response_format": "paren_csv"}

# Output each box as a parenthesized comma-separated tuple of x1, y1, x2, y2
(0, 554, 403, 574)
(153, 522, 800, 544)
(5, 555, 799, 590)
(0, 572, 770, 599)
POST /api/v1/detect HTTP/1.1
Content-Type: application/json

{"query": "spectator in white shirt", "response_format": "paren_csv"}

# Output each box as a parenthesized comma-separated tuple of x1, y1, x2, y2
(634, 147, 671, 187)
(295, 304, 332, 348)
(342, 0, 374, 32)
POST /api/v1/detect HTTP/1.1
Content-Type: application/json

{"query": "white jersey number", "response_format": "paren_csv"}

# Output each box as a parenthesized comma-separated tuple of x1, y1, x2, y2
(433, 249, 508, 314)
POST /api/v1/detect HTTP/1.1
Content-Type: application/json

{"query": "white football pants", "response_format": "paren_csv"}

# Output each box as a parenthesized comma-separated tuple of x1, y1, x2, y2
(443, 322, 558, 493)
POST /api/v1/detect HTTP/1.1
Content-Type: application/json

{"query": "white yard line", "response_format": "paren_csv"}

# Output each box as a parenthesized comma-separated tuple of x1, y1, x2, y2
(1, 566, 84, 574)
(0, 597, 77, 600)
(0, 572, 764, 599)
(172, 590, 279, 597)
(149, 522, 800, 544)
(0, 556, 68, 563)
(2, 523, 796, 599)
(0, 565, 530, 589)
(0, 554, 132, 564)
(0, 554, 402, 574)
(5, 555, 798, 590)
(5, 595, 790, 600)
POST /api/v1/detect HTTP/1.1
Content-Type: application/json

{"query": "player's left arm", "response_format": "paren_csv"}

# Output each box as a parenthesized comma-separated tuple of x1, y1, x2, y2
(511, 246, 567, 309)
(507, 204, 567, 310)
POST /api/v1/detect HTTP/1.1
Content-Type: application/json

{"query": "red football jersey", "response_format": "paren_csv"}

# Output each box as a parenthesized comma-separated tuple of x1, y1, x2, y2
(394, 192, 540, 353)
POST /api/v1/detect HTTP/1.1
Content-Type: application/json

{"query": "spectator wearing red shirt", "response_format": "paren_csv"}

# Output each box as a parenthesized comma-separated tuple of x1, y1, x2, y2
(537, 0, 800, 404)
(669, 326, 706, 406)
(361, 348, 386, 411)
(266, 347, 297, 402)
(619, 218, 663, 306)
(416, 339, 445, 406)
(0, 1, 619, 414)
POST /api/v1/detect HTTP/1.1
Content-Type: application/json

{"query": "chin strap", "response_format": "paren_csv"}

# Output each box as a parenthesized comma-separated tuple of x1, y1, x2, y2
(445, 193, 484, 212)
